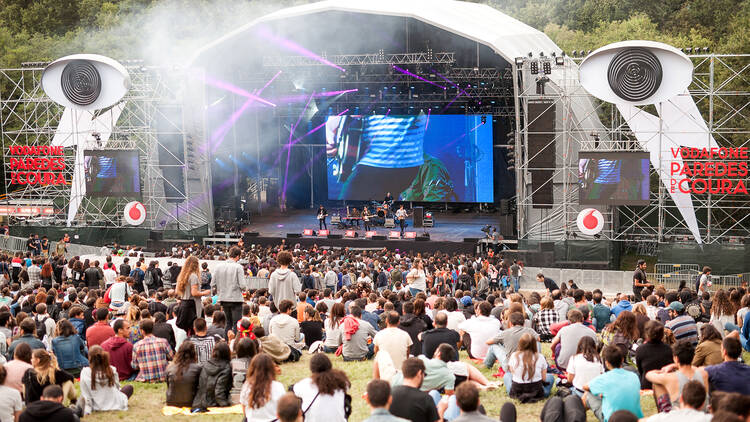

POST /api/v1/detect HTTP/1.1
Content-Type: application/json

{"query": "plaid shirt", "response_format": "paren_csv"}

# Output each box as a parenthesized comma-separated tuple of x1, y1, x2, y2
(533, 309, 559, 336)
(131, 335, 173, 382)
(27, 265, 41, 286)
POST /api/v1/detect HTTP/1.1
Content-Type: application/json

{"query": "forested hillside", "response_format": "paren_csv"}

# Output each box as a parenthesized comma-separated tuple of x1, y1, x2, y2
(0, 0, 747, 67)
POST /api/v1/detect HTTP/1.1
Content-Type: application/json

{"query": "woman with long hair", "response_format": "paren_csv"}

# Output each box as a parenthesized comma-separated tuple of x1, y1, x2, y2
(634, 321, 673, 389)
(125, 306, 143, 344)
(22, 349, 75, 404)
(300, 306, 324, 348)
(231, 338, 259, 404)
(323, 302, 345, 353)
(175, 256, 210, 318)
(240, 353, 285, 420)
(692, 324, 724, 366)
(72, 260, 85, 285)
(505, 333, 551, 403)
(600, 310, 639, 368)
(50, 319, 88, 377)
(166, 341, 202, 407)
(565, 336, 603, 397)
(413, 298, 434, 330)
(292, 353, 350, 422)
(532, 297, 559, 340)
(40, 263, 53, 290)
(632, 303, 650, 339)
(79, 346, 132, 414)
(737, 293, 750, 330)
(710, 289, 736, 334)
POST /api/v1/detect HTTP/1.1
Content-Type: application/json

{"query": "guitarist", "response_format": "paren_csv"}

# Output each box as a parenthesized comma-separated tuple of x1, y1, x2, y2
(362, 206, 372, 232)
(395, 205, 408, 236)
(317, 205, 328, 230)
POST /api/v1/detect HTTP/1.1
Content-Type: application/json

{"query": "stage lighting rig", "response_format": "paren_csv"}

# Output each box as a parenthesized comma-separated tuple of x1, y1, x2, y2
(542, 60, 552, 74)
(530, 60, 539, 74)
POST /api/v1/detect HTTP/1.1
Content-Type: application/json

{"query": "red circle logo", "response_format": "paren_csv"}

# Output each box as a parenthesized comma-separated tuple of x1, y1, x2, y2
(576, 208, 604, 236)
(124, 201, 146, 226)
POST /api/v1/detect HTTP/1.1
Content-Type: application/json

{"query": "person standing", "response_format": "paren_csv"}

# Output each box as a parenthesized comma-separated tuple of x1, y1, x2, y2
(212, 247, 245, 334)
(176, 256, 211, 320)
(317, 205, 328, 230)
(395, 206, 408, 236)
(632, 260, 653, 302)
(268, 251, 301, 309)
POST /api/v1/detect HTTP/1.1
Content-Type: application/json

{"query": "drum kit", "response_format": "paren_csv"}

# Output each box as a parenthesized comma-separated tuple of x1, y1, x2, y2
(335, 200, 394, 229)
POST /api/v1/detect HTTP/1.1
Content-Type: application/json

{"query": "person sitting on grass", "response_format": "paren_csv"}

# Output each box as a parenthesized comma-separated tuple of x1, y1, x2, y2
(450, 382, 516, 422)
(389, 357, 439, 422)
(641, 380, 712, 422)
(240, 353, 286, 421)
(78, 346, 132, 415)
(131, 318, 173, 383)
(503, 332, 555, 403)
(704, 336, 750, 395)
(342, 305, 376, 361)
(292, 353, 350, 422)
(165, 341, 202, 408)
(0, 364, 23, 422)
(192, 341, 232, 410)
(565, 336, 604, 398)
(645, 340, 708, 413)
(276, 392, 303, 422)
(22, 349, 76, 405)
(19, 385, 79, 422)
(230, 337, 258, 404)
(269, 300, 305, 353)
(583, 345, 643, 422)
(363, 379, 408, 422)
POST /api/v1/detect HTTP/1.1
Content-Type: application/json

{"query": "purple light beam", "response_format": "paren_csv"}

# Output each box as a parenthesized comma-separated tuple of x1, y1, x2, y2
(426, 108, 431, 131)
(282, 93, 316, 202)
(202, 75, 276, 107)
(392, 65, 446, 90)
(431, 69, 472, 98)
(257, 27, 345, 72)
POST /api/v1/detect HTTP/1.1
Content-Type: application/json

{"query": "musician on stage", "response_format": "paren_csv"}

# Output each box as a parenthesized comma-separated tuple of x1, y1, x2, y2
(317, 205, 328, 230)
(384, 192, 394, 205)
(347, 207, 361, 228)
(395, 205, 408, 235)
(362, 206, 372, 232)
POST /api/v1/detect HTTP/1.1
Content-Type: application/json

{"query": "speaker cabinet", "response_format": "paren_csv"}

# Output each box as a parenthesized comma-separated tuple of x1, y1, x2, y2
(413, 206, 424, 228)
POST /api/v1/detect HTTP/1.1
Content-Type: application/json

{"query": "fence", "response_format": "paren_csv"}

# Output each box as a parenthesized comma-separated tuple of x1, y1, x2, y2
(242, 276, 268, 291)
(0, 235, 102, 257)
(521, 265, 746, 295)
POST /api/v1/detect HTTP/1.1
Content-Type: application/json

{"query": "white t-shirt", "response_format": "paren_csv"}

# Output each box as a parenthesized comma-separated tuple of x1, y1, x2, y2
(103, 268, 118, 286)
(323, 318, 343, 348)
(0, 385, 22, 422)
(373, 327, 413, 371)
(457, 316, 500, 359)
(643, 408, 712, 422)
(508, 352, 547, 383)
(407, 269, 426, 291)
(240, 380, 286, 422)
(441, 310, 467, 331)
(566, 354, 604, 391)
(292, 378, 347, 422)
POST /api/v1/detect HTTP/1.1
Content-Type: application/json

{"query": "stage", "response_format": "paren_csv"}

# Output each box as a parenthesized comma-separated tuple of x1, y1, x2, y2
(241, 209, 511, 243)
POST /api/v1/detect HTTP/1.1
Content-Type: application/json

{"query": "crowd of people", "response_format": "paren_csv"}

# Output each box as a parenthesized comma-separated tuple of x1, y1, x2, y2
(0, 239, 748, 422)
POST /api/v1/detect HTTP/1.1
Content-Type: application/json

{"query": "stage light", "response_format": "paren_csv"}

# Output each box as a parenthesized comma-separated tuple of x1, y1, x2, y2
(530, 60, 539, 74)
(318, 229, 329, 237)
(686, 47, 692, 54)
(515, 57, 524, 66)
(555, 56, 565, 66)
(303, 229, 314, 236)
(543, 60, 552, 74)
(703, 47, 709, 53)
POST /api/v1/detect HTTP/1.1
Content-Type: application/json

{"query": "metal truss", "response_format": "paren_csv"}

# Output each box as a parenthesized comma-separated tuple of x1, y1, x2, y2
(262, 49, 455, 67)
(0, 65, 212, 231)
(516, 54, 750, 245)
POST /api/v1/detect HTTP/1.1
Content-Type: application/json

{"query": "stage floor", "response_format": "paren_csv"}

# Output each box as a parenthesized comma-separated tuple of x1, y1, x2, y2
(243, 210, 502, 242)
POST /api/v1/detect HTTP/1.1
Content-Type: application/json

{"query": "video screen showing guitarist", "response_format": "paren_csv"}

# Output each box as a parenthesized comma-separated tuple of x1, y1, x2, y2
(317, 205, 328, 230)
(326, 115, 427, 200)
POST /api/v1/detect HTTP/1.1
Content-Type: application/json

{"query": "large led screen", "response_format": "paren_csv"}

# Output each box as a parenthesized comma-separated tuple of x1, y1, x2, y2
(578, 151, 650, 205)
(325, 114, 494, 202)
(84, 150, 141, 197)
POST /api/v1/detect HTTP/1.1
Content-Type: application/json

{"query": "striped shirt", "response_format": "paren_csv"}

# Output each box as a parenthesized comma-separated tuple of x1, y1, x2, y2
(357, 115, 426, 168)
(594, 159, 621, 184)
(97, 157, 117, 178)
(665, 315, 698, 346)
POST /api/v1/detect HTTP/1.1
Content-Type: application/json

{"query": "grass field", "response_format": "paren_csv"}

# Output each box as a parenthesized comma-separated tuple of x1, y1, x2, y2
(80, 343, 691, 422)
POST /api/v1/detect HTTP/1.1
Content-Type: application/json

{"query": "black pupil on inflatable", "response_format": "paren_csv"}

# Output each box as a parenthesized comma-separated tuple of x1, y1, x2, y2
(607, 48, 662, 102)
(60, 60, 101, 106)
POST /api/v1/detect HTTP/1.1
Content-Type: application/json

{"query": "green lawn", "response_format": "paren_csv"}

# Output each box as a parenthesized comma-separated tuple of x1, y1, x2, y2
(80, 344, 675, 422)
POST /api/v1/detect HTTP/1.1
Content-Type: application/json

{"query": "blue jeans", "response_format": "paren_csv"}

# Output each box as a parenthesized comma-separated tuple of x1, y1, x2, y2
(409, 287, 422, 296)
(512, 276, 520, 292)
(429, 391, 460, 421)
(503, 372, 556, 398)
(484, 344, 507, 369)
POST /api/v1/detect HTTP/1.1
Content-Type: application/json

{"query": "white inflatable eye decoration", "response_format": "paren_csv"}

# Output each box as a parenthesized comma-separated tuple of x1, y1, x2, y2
(579, 41, 693, 105)
(42, 54, 130, 111)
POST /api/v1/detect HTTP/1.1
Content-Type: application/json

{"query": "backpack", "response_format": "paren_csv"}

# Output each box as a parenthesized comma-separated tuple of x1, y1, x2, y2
(35, 316, 49, 339)
(162, 268, 172, 285)
(686, 302, 703, 321)
(144, 268, 154, 286)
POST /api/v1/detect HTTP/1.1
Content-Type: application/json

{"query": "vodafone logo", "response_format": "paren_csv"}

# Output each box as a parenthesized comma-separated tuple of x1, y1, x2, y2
(576, 208, 604, 236)
(124, 201, 146, 226)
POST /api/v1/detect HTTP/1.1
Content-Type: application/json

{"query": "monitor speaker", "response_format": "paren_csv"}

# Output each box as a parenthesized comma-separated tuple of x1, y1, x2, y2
(463, 237, 480, 243)
(413, 206, 424, 228)
(372, 235, 387, 240)
(416, 236, 430, 242)
(328, 234, 342, 239)
(246, 232, 259, 237)
(286, 233, 302, 238)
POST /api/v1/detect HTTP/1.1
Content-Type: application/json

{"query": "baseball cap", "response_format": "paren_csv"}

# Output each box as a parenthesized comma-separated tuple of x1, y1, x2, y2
(668, 302, 684, 312)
